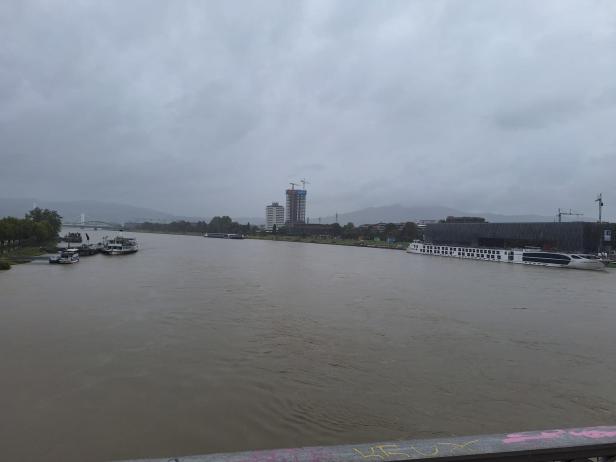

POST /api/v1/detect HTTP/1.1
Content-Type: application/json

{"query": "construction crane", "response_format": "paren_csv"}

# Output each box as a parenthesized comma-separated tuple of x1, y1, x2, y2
(596, 193, 604, 223)
(300, 178, 310, 190)
(289, 182, 298, 190)
(557, 208, 583, 223)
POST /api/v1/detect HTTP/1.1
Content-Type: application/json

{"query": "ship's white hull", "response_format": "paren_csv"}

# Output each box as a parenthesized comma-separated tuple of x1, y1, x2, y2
(49, 257, 79, 264)
(101, 248, 138, 255)
(406, 242, 604, 271)
(49, 248, 80, 264)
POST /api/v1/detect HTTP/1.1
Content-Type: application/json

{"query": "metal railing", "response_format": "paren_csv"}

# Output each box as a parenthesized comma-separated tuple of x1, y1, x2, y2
(116, 426, 616, 462)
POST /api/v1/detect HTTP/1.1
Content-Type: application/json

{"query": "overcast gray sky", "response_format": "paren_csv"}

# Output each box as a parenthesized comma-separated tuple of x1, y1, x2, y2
(1, 0, 615, 219)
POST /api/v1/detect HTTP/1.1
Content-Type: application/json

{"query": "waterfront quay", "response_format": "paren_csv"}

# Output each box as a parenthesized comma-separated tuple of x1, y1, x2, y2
(1, 231, 615, 461)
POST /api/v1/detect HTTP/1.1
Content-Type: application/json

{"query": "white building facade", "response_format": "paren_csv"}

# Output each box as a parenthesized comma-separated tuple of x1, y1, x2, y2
(265, 202, 285, 231)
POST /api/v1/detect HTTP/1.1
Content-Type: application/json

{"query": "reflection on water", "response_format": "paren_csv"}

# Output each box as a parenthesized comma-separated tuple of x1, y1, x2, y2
(1, 230, 616, 461)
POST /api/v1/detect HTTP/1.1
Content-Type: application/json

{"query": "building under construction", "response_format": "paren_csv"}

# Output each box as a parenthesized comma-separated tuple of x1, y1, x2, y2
(286, 186, 307, 225)
(423, 221, 614, 253)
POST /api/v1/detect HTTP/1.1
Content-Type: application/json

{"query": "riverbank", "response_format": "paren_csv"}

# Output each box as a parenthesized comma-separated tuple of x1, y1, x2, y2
(0, 243, 55, 269)
(129, 229, 203, 237)
(129, 229, 409, 250)
(247, 234, 409, 250)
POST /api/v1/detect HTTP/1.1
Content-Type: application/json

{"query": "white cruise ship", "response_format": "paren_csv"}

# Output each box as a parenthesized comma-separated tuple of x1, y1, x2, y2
(406, 241, 604, 271)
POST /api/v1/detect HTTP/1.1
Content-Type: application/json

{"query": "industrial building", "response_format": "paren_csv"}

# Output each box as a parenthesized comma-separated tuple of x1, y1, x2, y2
(265, 202, 285, 231)
(423, 221, 613, 253)
(285, 223, 337, 236)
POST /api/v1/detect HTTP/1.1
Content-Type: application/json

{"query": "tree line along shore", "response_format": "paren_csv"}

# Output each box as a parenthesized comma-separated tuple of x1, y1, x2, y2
(126, 218, 421, 248)
(1, 212, 421, 270)
(0, 208, 62, 270)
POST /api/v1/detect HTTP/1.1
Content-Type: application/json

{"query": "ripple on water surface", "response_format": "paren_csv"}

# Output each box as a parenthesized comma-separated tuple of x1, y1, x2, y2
(1, 233, 616, 461)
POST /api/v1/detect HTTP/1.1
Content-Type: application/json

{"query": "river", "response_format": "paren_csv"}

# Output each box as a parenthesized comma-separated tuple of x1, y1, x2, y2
(1, 229, 615, 461)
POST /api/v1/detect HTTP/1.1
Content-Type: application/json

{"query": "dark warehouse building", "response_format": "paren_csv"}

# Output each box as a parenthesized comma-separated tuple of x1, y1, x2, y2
(424, 222, 614, 253)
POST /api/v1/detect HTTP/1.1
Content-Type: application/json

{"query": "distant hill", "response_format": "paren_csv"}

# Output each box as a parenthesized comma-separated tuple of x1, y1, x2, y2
(318, 204, 578, 225)
(2, 197, 594, 227)
(0, 197, 265, 225)
(179, 215, 264, 225)
(233, 217, 265, 225)
(0, 198, 182, 224)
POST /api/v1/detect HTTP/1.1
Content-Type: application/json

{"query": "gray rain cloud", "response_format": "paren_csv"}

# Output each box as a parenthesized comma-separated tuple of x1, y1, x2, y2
(1, 0, 615, 219)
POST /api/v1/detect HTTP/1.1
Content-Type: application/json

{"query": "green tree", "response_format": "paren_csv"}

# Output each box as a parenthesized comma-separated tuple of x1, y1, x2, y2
(0, 209, 60, 246)
(25, 207, 62, 236)
(208, 216, 235, 233)
(398, 222, 419, 242)
(341, 222, 357, 239)
(383, 223, 398, 240)
(0, 217, 22, 242)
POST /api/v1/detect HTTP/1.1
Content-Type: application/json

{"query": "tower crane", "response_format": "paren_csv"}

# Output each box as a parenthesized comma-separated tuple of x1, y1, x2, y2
(289, 182, 298, 190)
(300, 178, 310, 190)
(557, 208, 583, 223)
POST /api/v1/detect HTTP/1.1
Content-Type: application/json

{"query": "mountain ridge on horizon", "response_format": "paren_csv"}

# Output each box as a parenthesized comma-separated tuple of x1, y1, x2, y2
(1, 197, 601, 225)
(0, 197, 264, 225)
(317, 203, 570, 224)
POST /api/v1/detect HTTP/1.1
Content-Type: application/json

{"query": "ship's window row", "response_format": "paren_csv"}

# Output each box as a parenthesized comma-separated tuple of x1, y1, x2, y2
(424, 246, 503, 254)
(418, 246, 504, 260)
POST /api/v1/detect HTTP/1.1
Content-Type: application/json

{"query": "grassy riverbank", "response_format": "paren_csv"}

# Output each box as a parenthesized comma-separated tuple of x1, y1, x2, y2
(247, 234, 409, 250)
(128, 229, 408, 250)
(130, 229, 204, 237)
(0, 243, 55, 269)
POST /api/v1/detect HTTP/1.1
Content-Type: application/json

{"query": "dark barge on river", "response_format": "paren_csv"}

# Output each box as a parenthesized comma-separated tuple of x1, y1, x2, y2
(204, 233, 244, 239)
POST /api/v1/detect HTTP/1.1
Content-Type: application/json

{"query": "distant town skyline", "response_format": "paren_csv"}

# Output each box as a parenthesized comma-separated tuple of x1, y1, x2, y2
(1, 1, 615, 219)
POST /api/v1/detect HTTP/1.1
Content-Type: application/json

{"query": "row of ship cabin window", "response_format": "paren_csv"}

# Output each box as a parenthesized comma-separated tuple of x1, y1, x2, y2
(421, 248, 502, 259)
(422, 246, 502, 254)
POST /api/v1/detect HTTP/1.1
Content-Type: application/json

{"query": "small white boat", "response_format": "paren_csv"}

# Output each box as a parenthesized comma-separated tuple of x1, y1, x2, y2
(101, 236, 138, 255)
(49, 248, 80, 264)
(407, 241, 605, 271)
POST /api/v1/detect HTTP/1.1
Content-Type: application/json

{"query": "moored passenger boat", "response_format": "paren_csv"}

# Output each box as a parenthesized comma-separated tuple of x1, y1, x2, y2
(75, 243, 99, 256)
(59, 232, 83, 244)
(406, 241, 604, 271)
(49, 248, 80, 264)
(101, 236, 138, 255)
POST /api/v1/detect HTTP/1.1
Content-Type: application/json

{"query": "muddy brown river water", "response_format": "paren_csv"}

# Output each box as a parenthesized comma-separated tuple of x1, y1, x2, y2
(1, 230, 615, 461)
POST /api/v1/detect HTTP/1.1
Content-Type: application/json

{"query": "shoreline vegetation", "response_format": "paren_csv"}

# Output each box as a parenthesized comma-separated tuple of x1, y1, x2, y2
(1, 213, 418, 269)
(126, 229, 409, 249)
(126, 216, 256, 235)
(130, 229, 204, 237)
(0, 207, 62, 270)
(0, 244, 55, 268)
(247, 234, 409, 250)
(124, 217, 420, 250)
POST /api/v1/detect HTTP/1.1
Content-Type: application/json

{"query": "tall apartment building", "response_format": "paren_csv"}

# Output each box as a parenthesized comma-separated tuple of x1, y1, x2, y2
(265, 202, 285, 231)
(285, 188, 307, 225)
